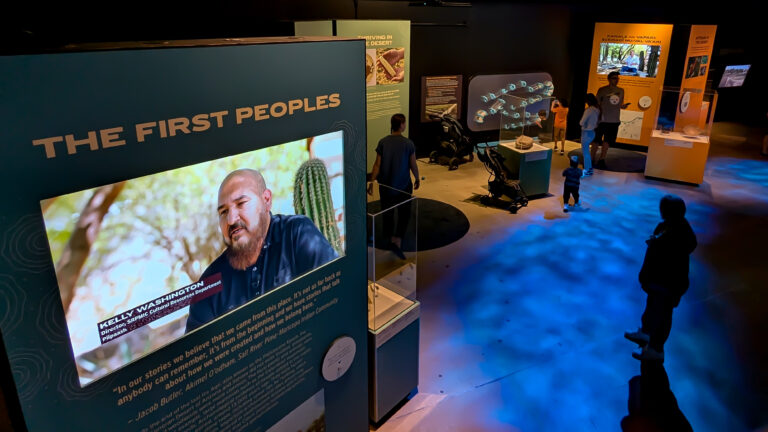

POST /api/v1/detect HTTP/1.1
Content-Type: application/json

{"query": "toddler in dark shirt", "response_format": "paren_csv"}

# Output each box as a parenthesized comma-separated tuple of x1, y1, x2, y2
(562, 156, 582, 212)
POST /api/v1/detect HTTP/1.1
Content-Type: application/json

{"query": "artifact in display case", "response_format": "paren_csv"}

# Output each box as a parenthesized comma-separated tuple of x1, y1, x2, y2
(366, 184, 420, 422)
(645, 86, 718, 184)
(499, 95, 556, 147)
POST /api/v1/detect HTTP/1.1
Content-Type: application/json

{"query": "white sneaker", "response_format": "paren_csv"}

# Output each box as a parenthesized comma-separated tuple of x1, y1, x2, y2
(563, 204, 569, 213)
(624, 329, 649, 346)
(632, 346, 664, 362)
(574, 202, 581, 208)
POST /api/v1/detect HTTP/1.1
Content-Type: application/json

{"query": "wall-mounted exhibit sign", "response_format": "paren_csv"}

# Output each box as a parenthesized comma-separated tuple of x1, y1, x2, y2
(587, 23, 674, 146)
(466, 73, 554, 133)
(0, 37, 368, 431)
(296, 20, 411, 171)
(421, 75, 463, 122)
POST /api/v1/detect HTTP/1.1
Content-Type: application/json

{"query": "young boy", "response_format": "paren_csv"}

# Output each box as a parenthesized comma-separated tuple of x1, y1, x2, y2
(562, 155, 582, 212)
(551, 99, 569, 155)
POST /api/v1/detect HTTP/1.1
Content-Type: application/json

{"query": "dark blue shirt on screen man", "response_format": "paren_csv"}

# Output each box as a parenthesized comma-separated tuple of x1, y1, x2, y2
(185, 213, 338, 332)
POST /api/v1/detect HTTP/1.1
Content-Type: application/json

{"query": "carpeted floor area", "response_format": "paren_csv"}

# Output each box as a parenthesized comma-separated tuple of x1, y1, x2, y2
(372, 123, 768, 432)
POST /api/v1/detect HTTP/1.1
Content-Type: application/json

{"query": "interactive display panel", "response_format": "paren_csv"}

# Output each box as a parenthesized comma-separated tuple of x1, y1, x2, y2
(718, 65, 750, 88)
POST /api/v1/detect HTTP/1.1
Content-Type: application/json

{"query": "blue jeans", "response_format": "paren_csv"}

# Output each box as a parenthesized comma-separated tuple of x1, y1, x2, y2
(581, 129, 594, 171)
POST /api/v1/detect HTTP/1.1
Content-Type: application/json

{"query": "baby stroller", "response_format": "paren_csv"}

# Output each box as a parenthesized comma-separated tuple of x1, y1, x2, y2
(474, 143, 528, 213)
(428, 111, 474, 170)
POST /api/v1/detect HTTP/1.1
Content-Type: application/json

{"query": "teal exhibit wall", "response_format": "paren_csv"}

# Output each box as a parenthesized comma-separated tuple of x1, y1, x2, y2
(0, 38, 368, 431)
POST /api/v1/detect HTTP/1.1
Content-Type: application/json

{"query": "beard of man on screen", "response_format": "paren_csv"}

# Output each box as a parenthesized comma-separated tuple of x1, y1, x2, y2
(185, 168, 339, 333)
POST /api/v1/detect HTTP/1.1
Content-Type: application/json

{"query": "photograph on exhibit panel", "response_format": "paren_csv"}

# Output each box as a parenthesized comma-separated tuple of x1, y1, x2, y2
(596, 43, 662, 78)
(366, 49, 377, 87)
(376, 47, 406, 85)
(40, 131, 345, 386)
(685, 55, 710, 79)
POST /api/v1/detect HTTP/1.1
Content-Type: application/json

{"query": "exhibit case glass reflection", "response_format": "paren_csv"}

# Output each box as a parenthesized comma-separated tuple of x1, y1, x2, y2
(499, 95, 555, 146)
(495, 95, 554, 196)
(366, 183, 420, 422)
(367, 184, 418, 329)
(645, 87, 718, 184)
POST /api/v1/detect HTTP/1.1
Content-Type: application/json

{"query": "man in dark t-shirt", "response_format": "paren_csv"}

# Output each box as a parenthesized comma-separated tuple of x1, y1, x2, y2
(594, 71, 631, 169)
(367, 113, 420, 259)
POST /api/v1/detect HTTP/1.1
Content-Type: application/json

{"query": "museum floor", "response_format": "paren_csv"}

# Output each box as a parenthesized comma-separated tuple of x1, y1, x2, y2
(372, 122, 768, 432)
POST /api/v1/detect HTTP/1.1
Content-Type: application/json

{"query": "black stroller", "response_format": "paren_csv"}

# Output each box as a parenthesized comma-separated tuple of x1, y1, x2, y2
(428, 112, 475, 170)
(474, 143, 528, 213)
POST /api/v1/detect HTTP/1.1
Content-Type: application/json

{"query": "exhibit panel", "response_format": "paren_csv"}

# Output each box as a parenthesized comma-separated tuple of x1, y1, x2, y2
(677, 25, 717, 131)
(644, 87, 718, 184)
(0, 37, 368, 431)
(366, 184, 420, 422)
(421, 75, 463, 123)
(587, 23, 674, 147)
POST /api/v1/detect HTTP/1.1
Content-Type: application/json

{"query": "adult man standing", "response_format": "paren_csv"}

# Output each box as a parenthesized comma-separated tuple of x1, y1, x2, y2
(185, 169, 338, 332)
(367, 113, 420, 260)
(593, 71, 631, 169)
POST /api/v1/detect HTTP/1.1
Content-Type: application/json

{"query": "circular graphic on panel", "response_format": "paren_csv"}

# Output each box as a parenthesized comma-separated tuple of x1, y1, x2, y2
(322, 336, 356, 382)
(679, 92, 691, 113)
(638, 96, 652, 110)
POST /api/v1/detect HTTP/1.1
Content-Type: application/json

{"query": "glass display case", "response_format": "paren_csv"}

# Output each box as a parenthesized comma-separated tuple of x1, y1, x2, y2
(499, 95, 555, 147)
(492, 95, 554, 196)
(367, 184, 418, 331)
(366, 183, 420, 422)
(645, 87, 718, 184)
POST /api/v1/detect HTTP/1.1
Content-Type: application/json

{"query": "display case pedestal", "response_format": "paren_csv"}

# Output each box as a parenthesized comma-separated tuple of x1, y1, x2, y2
(643, 87, 717, 185)
(645, 131, 709, 184)
(366, 184, 420, 423)
(368, 299, 420, 423)
(495, 141, 552, 196)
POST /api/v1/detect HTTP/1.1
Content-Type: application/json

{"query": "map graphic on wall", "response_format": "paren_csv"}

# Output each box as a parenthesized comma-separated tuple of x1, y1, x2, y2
(618, 110, 644, 140)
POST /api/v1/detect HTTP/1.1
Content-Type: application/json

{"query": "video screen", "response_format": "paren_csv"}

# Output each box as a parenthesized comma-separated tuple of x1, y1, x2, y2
(718, 65, 751, 88)
(685, 55, 709, 79)
(41, 131, 345, 386)
(596, 43, 662, 78)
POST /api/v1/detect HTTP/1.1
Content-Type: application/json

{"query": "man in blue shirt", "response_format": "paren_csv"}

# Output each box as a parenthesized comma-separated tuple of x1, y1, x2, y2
(367, 114, 420, 259)
(185, 169, 338, 332)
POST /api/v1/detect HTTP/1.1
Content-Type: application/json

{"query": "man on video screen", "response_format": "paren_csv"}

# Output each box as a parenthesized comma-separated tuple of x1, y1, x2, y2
(185, 169, 338, 332)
